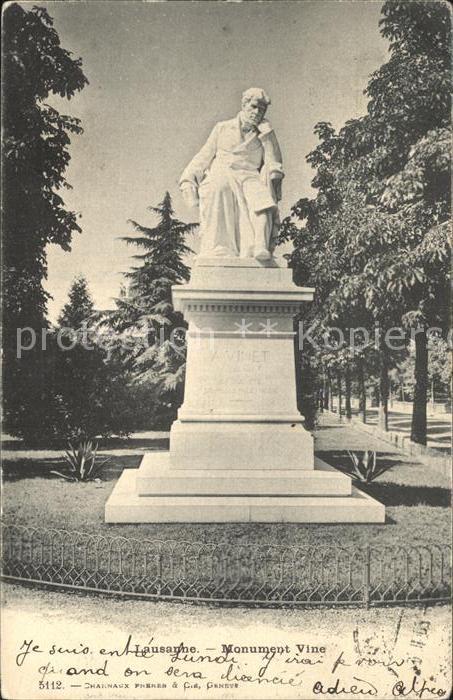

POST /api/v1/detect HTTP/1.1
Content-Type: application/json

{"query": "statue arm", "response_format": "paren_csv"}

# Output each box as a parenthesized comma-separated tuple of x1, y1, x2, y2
(259, 125, 284, 201)
(179, 124, 219, 203)
(263, 131, 284, 178)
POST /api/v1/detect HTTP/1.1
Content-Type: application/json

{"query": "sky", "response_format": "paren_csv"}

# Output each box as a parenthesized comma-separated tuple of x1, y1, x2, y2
(37, 0, 389, 321)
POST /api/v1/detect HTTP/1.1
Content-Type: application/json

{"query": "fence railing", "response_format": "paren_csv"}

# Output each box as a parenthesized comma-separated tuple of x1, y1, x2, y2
(1, 522, 451, 607)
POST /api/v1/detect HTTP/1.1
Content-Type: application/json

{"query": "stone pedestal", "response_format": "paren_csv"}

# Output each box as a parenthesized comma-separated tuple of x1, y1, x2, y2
(105, 257, 385, 523)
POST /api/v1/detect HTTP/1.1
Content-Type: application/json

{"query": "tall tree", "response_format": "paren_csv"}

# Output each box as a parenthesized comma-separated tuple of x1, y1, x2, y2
(53, 276, 102, 441)
(52, 277, 146, 443)
(106, 192, 196, 423)
(281, 0, 451, 443)
(367, 1, 451, 443)
(58, 276, 94, 329)
(3, 4, 88, 437)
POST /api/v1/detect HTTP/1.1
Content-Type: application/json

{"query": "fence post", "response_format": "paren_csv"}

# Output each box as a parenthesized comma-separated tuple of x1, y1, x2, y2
(363, 545, 371, 609)
(157, 546, 162, 581)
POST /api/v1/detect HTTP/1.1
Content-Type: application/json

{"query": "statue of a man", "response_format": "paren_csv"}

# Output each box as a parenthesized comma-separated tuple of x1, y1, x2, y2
(179, 88, 284, 261)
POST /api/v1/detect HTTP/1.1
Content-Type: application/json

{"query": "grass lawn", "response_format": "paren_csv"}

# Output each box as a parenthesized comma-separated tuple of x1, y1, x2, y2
(2, 429, 451, 549)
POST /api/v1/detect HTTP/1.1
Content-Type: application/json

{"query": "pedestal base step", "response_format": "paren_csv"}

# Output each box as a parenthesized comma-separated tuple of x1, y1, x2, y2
(105, 469, 385, 523)
(135, 453, 351, 496)
(169, 420, 315, 470)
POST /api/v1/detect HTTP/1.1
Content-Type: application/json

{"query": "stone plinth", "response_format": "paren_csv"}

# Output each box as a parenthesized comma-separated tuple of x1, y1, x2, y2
(105, 257, 385, 523)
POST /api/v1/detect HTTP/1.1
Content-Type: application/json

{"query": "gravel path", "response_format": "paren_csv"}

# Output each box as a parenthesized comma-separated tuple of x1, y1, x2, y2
(315, 411, 434, 455)
(2, 583, 451, 700)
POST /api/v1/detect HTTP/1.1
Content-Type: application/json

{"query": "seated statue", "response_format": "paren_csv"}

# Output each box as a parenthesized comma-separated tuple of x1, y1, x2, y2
(179, 87, 284, 261)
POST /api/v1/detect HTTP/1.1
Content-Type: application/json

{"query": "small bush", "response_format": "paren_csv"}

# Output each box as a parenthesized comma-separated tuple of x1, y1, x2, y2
(347, 450, 380, 482)
(51, 440, 109, 482)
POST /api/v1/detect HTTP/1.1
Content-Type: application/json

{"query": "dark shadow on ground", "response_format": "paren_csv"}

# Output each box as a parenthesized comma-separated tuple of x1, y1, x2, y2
(98, 436, 169, 451)
(316, 449, 404, 471)
(316, 450, 450, 507)
(2, 455, 142, 482)
(425, 426, 452, 435)
(314, 424, 345, 430)
(1, 440, 32, 451)
(1, 436, 169, 452)
(358, 482, 450, 507)
(384, 514, 397, 524)
(389, 420, 450, 434)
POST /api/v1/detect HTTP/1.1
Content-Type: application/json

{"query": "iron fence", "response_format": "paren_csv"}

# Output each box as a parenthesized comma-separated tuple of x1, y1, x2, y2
(1, 522, 451, 607)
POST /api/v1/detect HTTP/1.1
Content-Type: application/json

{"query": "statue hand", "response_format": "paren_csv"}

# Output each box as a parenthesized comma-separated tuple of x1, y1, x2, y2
(257, 120, 273, 136)
(272, 177, 282, 201)
(181, 183, 199, 209)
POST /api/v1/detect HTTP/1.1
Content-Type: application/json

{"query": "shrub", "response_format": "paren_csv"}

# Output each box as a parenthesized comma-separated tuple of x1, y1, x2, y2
(347, 450, 380, 482)
(51, 440, 109, 482)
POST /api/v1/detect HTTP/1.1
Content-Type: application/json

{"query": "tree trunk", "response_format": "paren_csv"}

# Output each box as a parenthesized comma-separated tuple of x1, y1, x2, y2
(337, 370, 343, 422)
(293, 318, 304, 414)
(327, 368, 333, 412)
(319, 373, 325, 413)
(411, 329, 428, 445)
(345, 364, 352, 421)
(358, 358, 367, 423)
(378, 347, 390, 432)
(293, 319, 317, 430)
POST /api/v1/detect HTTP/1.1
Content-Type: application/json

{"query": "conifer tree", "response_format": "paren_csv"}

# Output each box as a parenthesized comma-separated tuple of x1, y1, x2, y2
(53, 277, 142, 441)
(58, 276, 94, 330)
(108, 192, 196, 421)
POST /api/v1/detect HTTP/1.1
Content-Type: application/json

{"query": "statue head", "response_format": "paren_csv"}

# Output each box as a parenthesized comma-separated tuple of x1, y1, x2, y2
(241, 87, 271, 127)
